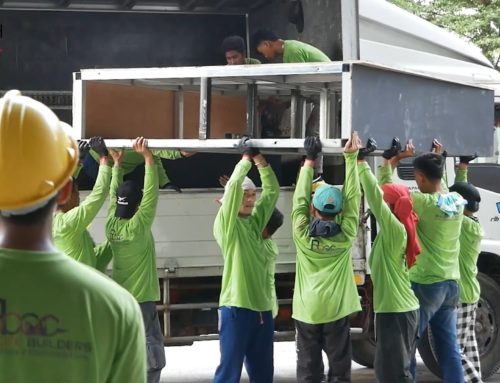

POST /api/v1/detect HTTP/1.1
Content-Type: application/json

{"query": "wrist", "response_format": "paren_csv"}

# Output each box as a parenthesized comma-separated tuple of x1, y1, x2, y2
(458, 163, 468, 170)
(304, 159, 315, 168)
(242, 154, 252, 162)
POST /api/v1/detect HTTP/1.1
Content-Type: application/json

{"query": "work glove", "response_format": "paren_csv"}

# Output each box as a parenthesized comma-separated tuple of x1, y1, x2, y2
(358, 138, 377, 160)
(238, 136, 260, 157)
(78, 140, 90, 162)
(304, 136, 322, 160)
(89, 136, 109, 157)
(382, 137, 402, 160)
(459, 153, 478, 164)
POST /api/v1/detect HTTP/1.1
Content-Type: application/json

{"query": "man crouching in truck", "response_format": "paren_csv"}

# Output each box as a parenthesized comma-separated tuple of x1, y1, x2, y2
(292, 133, 362, 383)
(213, 137, 280, 383)
(106, 137, 165, 383)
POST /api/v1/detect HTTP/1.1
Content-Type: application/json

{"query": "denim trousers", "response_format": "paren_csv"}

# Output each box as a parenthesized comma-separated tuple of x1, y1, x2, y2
(410, 280, 464, 383)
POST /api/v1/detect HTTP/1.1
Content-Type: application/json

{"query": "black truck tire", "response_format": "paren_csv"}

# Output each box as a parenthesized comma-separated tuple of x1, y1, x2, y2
(351, 333, 376, 368)
(419, 273, 500, 379)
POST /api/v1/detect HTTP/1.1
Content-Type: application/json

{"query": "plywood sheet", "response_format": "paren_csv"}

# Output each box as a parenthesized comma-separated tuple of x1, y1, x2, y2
(85, 81, 175, 139)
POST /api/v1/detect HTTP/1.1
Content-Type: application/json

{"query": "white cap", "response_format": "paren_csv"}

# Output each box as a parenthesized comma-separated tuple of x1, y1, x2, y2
(219, 177, 256, 203)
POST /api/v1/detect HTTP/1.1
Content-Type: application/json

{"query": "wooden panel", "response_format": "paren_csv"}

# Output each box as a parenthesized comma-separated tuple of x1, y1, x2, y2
(85, 81, 175, 139)
(183, 91, 247, 139)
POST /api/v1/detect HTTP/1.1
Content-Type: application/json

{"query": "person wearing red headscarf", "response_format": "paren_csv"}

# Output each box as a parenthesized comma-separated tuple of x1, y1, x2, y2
(357, 147, 421, 383)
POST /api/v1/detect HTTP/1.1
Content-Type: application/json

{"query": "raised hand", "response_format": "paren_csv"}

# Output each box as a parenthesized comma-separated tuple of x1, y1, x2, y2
(109, 148, 125, 167)
(304, 136, 322, 160)
(238, 135, 260, 157)
(344, 131, 362, 153)
(89, 136, 109, 158)
(357, 137, 377, 160)
(382, 137, 402, 160)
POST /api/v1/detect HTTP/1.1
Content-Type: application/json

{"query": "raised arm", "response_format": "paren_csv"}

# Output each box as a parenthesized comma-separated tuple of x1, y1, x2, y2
(340, 132, 362, 239)
(292, 137, 321, 239)
(107, 148, 125, 217)
(251, 153, 280, 232)
(455, 155, 476, 183)
(130, 137, 159, 228)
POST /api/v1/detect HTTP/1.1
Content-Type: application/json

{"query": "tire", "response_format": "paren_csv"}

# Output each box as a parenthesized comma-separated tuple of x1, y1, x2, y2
(419, 273, 500, 379)
(351, 333, 376, 368)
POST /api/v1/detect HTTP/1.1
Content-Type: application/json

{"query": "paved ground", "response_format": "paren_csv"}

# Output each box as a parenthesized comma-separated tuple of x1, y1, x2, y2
(160, 340, 500, 382)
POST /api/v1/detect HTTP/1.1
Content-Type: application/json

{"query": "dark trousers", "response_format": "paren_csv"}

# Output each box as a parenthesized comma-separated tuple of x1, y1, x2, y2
(213, 306, 274, 383)
(375, 310, 419, 383)
(140, 302, 166, 383)
(295, 316, 351, 383)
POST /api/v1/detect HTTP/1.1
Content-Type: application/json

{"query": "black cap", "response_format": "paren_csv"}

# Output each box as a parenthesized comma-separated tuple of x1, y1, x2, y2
(449, 181, 481, 213)
(115, 180, 142, 219)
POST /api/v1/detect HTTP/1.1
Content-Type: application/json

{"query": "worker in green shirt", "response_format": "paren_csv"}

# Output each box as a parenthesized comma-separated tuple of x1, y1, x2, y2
(106, 137, 165, 383)
(292, 133, 361, 383)
(380, 139, 465, 383)
(450, 155, 484, 383)
(221, 35, 261, 65)
(53, 136, 113, 270)
(213, 137, 280, 383)
(0, 90, 146, 383)
(252, 29, 331, 63)
(357, 137, 420, 383)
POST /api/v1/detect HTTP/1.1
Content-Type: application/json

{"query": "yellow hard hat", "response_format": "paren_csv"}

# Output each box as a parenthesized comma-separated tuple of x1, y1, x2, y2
(0, 90, 78, 213)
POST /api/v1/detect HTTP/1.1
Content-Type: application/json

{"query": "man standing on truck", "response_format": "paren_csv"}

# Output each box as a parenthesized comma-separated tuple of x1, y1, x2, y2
(380, 139, 466, 383)
(357, 138, 420, 383)
(450, 155, 484, 383)
(213, 137, 280, 383)
(53, 136, 113, 270)
(292, 133, 361, 383)
(106, 137, 165, 383)
(221, 35, 261, 65)
(0, 90, 146, 383)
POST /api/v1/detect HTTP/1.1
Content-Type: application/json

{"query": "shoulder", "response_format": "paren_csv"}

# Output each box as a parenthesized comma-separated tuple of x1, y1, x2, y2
(463, 216, 484, 237)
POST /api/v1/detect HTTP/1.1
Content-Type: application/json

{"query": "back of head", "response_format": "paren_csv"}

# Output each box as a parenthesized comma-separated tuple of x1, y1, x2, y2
(221, 35, 246, 54)
(449, 181, 481, 213)
(115, 180, 143, 219)
(312, 184, 343, 218)
(0, 90, 78, 220)
(413, 153, 444, 182)
(252, 29, 279, 49)
(266, 208, 284, 237)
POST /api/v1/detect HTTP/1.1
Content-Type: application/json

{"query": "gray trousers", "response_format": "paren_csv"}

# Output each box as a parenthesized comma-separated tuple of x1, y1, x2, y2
(374, 310, 419, 383)
(295, 316, 351, 383)
(140, 302, 166, 383)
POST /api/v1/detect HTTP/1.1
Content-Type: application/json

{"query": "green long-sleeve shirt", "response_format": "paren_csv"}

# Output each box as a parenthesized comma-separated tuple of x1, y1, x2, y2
(53, 164, 111, 268)
(283, 40, 331, 63)
(378, 164, 464, 284)
(455, 168, 483, 304)
(291, 152, 362, 324)
(264, 239, 279, 318)
(214, 160, 280, 312)
(358, 162, 419, 313)
(106, 164, 160, 303)
(90, 149, 182, 187)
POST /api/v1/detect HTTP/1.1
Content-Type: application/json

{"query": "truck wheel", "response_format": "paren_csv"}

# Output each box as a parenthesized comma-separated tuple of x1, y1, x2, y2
(419, 273, 500, 379)
(351, 333, 376, 368)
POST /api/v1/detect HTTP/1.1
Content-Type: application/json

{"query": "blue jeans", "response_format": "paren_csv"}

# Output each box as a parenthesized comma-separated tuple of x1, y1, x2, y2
(410, 281, 464, 383)
(213, 306, 274, 383)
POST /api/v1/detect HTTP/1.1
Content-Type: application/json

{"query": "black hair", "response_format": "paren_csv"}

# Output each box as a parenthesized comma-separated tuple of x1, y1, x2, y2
(3, 196, 58, 225)
(221, 35, 246, 54)
(449, 181, 481, 213)
(265, 208, 284, 237)
(252, 29, 279, 49)
(413, 153, 444, 182)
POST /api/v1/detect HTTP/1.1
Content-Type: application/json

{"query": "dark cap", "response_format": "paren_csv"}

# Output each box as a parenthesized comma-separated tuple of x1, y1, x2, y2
(115, 180, 142, 219)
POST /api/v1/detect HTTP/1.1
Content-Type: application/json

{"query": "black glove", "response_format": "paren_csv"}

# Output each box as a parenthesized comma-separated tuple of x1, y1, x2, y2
(382, 137, 402, 160)
(89, 136, 109, 157)
(304, 136, 322, 160)
(358, 138, 377, 160)
(77, 140, 90, 161)
(238, 136, 260, 157)
(459, 154, 478, 164)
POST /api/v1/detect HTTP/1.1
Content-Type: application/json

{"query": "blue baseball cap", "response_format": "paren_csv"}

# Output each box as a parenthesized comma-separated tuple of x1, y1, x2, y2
(312, 185, 343, 215)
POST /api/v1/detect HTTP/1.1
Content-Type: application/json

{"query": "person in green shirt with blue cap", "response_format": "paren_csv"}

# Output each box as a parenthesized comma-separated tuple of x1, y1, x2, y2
(450, 155, 484, 383)
(213, 137, 280, 383)
(292, 132, 361, 383)
(380, 138, 466, 383)
(106, 137, 165, 383)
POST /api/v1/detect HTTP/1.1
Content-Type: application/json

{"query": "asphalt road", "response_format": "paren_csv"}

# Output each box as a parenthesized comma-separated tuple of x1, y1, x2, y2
(160, 340, 500, 382)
